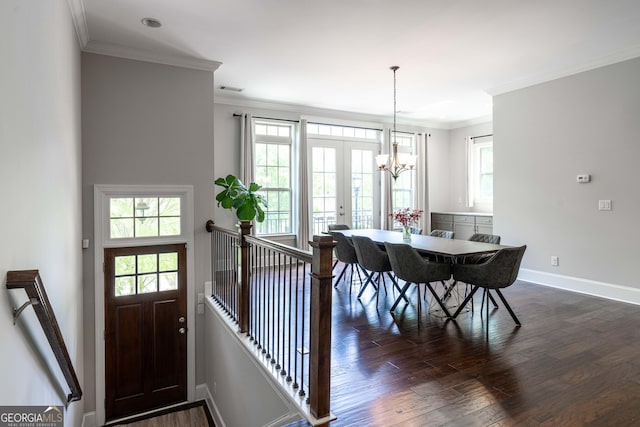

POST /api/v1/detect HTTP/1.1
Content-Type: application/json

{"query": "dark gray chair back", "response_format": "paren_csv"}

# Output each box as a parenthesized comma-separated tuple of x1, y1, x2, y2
(351, 236, 392, 273)
(430, 229, 454, 239)
(328, 224, 350, 231)
(329, 231, 358, 264)
(409, 226, 422, 235)
(469, 233, 501, 244)
(453, 245, 526, 289)
(384, 243, 451, 284)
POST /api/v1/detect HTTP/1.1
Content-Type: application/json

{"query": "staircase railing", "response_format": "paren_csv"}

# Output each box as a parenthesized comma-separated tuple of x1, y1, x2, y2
(206, 220, 334, 421)
(6, 270, 82, 404)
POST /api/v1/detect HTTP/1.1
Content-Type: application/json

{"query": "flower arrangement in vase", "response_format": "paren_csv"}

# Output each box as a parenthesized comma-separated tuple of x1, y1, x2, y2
(390, 208, 423, 241)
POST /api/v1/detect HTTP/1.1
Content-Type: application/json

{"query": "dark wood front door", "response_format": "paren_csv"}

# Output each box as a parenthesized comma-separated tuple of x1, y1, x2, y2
(104, 243, 187, 421)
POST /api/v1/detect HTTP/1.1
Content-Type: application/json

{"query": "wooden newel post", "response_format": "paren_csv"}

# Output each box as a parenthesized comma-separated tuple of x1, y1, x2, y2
(308, 234, 336, 420)
(238, 220, 252, 333)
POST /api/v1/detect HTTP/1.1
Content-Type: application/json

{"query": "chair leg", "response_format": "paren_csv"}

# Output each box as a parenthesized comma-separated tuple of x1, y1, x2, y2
(451, 285, 481, 319)
(357, 270, 374, 298)
(485, 289, 490, 340)
(334, 264, 349, 286)
(390, 282, 411, 312)
(493, 289, 521, 326)
(387, 272, 408, 303)
(424, 282, 453, 319)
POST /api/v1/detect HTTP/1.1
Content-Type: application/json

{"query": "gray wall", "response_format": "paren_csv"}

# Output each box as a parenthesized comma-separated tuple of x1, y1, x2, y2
(0, 1, 84, 426)
(81, 53, 215, 412)
(494, 57, 640, 290)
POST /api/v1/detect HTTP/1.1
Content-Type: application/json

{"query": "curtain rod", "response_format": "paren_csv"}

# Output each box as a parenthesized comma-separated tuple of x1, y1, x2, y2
(471, 134, 493, 139)
(233, 113, 428, 135)
(233, 113, 299, 124)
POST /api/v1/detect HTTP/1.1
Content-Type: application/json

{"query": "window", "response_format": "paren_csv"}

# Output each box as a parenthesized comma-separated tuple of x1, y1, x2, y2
(114, 251, 178, 296)
(391, 132, 416, 213)
(472, 140, 493, 204)
(254, 121, 294, 235)
(109, 196, 181, 239)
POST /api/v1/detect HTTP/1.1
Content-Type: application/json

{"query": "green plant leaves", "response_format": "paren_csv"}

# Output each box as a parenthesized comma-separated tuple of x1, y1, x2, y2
(214, 174, 268, 222)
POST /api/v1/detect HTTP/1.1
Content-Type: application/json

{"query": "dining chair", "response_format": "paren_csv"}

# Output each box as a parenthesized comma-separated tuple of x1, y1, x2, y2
(329, 231, 365, 291)
(469, 233, 501, 244)
(429, 229, 454, 239)
(450, 245, 527, 339)
(327, 224, 350, 272)
(384, 242, 453, 319)
(351, 236, 404, 305)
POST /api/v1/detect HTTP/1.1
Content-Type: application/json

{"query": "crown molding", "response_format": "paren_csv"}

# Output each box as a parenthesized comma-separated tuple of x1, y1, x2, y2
(447, 114, 493, 130)
(487, 45, 640, 96)
(67, 0, 89, 48)
(83, 40, 222, 72)
(214, 95, 452, 130)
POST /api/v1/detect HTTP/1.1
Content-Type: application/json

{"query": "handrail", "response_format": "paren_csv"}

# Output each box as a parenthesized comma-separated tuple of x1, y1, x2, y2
(6, 270, 83, 404)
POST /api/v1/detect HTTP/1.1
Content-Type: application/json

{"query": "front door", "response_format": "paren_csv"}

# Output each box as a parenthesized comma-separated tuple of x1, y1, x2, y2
(104, 243, 187, 421)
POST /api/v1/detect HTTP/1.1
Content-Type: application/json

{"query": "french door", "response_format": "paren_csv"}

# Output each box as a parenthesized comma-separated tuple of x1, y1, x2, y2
(309, 138, 380, 234)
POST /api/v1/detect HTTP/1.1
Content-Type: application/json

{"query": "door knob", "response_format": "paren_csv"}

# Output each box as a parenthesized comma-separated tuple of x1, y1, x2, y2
(178, 327, 186, 334)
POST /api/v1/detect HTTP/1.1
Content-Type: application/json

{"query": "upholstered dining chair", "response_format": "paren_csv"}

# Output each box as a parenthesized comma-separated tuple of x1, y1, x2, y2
(329, 231, 364, 291)
(351, 236, 404, 305)
(451, 245, 527, 338)
(410, 226, 423, 235)
(469, 233, 501, 244)
(429, 229, 454, 239)
(384, 242, 453, 319)
(327, 224, 350, 272)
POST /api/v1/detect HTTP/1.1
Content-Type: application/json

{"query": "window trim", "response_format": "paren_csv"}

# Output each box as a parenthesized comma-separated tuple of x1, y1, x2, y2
(472, 140, 494, 205)
(253, 119, 295, 236)
(93, 184, 196, 426)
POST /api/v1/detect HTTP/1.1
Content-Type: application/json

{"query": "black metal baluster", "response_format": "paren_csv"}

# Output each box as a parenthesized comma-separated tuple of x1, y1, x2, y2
(299, 261, 307, 398)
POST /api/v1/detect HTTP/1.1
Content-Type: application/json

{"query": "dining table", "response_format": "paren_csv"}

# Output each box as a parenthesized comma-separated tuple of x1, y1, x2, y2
(331, 228, 508, 318)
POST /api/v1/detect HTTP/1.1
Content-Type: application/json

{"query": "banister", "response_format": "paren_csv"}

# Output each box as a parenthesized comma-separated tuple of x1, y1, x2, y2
(6, 270, 82, 404)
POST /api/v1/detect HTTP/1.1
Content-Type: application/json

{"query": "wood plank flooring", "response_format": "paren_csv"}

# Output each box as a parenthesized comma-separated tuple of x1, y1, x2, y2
(290, 277, 640, 426)
(107, 402, 213, 427)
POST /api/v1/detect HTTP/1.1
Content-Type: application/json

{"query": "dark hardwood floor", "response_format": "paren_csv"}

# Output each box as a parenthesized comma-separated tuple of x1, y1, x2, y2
(293, 275, 640, 426)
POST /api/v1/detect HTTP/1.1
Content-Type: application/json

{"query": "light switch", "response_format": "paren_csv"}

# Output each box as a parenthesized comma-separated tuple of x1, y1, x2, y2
(598, 200, 612, 211)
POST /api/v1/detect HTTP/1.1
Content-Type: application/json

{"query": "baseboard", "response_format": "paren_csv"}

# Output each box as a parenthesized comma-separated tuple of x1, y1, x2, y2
(196, 383, 226, 427)
(518, 269, 640, 306)
(81, 411, 96, 427)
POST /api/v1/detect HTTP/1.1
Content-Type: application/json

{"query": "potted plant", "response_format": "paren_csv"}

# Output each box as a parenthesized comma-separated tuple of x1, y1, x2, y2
(215, 174, 268, 222)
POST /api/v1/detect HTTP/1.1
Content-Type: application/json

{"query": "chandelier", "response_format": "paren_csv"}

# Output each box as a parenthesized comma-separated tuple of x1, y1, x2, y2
(375, 66, 416, 180)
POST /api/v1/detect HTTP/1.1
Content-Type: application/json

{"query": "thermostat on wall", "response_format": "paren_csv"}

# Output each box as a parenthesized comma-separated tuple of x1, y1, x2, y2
(577, 174, 591, 183)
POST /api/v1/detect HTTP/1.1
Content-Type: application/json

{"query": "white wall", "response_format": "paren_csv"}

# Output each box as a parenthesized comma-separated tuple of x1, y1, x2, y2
(494, 57, 640, 295)
(0, 1, 84, 426)
(204, 300, 302, 427)
(81, 53, 215, 413)
(426, 128, 451, 213)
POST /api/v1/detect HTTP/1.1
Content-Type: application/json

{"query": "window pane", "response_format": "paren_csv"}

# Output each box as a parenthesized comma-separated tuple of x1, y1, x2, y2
(138, 274, 157, 293)
(159, 217, 180, 236)
(111, 198, 133, 218)
(111, 218, 134, 238)
(255, 124, 267, 135)
(159, 272, 178, 291)
(159, 252, 178, 272)
(115, 256, 135, 276)
(159, 198, 181, 216)
(138, 254, 157, 274)
(135, 217, 159, 237)
(115, 276, 135, 297)
(135, 197, 158, 218)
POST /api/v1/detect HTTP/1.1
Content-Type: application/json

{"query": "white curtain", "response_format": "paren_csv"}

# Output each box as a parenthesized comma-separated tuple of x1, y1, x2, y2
(381, 126, 394, 230)
(465, 136, 474, 208)
(297, 119, 310, 250)
(240, 113, 255, 233)
(415, 133, 429, 232)
(240, 113, 254, 187)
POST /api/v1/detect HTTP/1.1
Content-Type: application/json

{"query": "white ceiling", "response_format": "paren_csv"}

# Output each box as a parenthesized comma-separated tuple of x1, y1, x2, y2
(76, 0, 640, 127)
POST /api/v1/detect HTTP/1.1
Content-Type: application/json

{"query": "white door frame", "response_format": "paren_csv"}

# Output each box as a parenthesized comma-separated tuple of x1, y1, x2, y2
(93, 184, 196, 426)
(308, 138, 381, 229)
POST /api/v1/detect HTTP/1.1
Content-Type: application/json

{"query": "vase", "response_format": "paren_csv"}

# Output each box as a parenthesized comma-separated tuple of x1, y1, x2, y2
(402, 226, 412, 242)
